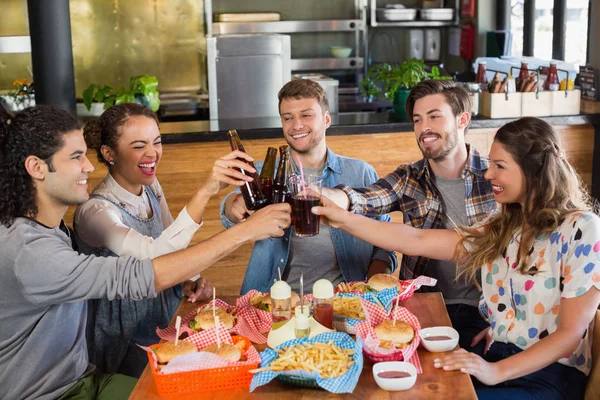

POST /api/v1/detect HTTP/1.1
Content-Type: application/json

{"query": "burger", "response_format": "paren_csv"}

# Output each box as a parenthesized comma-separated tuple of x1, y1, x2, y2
(201, 343, 243, 362)
(374, 319, 414, 350)
(155, 340, 197, 366)
(188, 308, 235, 332)
(250, 292, 301, 313)
(367, 274, 400, 292)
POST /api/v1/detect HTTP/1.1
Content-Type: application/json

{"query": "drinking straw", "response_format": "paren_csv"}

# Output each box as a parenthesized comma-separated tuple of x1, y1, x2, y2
(300, 271, 304, 314)
(175, 316, 182, 346)
(295, 155, 306, 198)
(215, 315, 221, 348)
(278, 267, 282, 281)
(393, 293, 401, 327)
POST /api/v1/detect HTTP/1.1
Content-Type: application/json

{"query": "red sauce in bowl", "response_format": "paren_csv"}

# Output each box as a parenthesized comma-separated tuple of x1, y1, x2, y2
(377, 371, 412, 379)
(424, 335, 452, 341)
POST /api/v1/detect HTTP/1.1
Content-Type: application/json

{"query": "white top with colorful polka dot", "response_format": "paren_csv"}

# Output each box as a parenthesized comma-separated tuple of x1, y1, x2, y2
(478, 211, 600, 375)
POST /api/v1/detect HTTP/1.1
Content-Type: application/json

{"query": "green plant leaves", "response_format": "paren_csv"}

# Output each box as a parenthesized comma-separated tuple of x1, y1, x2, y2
(82, 75, 160, 112)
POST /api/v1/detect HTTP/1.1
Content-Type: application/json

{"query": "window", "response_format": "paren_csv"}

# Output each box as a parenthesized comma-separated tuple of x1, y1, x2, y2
(509, 0, 588, 64)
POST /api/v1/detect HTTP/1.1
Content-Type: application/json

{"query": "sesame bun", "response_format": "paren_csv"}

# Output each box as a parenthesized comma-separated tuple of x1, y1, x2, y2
(194, 309, 235, 330)
(374, 320, 415, 348)
(201, 343, 241, 362)
(155, 340, 197, 364)
(261, 292, 301, 310)
(367, 274, 400, 292)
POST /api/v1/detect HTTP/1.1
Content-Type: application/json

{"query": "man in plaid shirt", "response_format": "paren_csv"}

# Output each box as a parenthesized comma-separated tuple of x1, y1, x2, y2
(325, 80, 497, 354)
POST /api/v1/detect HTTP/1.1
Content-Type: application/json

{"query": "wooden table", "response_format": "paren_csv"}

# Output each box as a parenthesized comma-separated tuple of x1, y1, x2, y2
(130, 292, 477, 399)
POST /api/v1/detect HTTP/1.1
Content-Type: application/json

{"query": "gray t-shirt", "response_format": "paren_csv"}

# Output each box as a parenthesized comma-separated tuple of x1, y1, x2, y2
(421, 175, 481, 306)
(0, 218, 156, 400)
(283, 165, 344, 293)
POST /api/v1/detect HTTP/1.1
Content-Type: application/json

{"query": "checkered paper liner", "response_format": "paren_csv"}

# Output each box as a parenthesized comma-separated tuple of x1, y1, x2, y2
(332, 290, 396, 335)
(141, 324, 260, 374)
(354, 298, 422, 373)
(336, 275, 437, 303)
(155, 299, 267, 344)
(249, 332, 363, 394)
(237, 290, 312, 338)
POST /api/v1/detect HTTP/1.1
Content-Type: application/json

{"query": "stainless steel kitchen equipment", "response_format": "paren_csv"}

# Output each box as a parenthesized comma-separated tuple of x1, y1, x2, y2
(424, 29, 441, 61)
(420, 8, 455, 21)
(292, 74, 339, 114)
(207, 34, 291, 120)
(376, 8, 417, 22)
(459, 82, 481, 117)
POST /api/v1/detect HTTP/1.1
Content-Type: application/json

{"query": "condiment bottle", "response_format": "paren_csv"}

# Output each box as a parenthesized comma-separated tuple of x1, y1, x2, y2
(294, 306, 311, 338)
(475, 61, 488, 91)
(544, 63, 560, 91)
(272, 145, 293, 204)
(270, 280, 292, 330)
(259, 147, 277, 201)
(518, 62, 529, 82)
(226, 129, 270, 211)
(312, 279, 334, 329)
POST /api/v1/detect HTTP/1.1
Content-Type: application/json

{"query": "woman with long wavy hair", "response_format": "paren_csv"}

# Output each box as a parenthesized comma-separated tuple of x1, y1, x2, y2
(313, 117, 599, 399)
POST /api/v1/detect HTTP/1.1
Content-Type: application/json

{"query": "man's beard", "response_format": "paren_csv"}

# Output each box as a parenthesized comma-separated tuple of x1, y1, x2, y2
(419, 131, 458, 161)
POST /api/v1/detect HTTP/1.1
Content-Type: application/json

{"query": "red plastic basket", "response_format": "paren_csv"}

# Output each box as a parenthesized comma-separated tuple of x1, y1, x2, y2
(146, 336, 258, 396)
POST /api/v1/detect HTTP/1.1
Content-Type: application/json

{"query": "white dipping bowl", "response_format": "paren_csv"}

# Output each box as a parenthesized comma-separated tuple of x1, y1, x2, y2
(419, 326, 459, 352)
(330, 46, 352, 58)
(372, 361, 417, 391)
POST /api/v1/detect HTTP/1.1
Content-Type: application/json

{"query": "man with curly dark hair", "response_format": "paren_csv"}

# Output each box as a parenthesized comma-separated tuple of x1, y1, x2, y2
(0, 105, 291, 400)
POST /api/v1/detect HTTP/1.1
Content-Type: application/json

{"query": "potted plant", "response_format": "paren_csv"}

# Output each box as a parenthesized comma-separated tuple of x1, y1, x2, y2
(0, 79, 35, 112)
(82, 75, 160, 113)
(360, 58, 451, 120)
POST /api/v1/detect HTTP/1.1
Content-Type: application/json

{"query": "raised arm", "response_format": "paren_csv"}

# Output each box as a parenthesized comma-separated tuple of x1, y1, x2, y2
(312, 195, 462, 261)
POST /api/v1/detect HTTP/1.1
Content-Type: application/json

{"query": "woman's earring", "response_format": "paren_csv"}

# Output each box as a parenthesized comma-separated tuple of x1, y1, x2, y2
(109, 161, 114, 166)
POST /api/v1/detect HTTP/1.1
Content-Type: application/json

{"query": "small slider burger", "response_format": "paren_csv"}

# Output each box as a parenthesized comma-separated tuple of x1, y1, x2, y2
(250, 292, 301, 313)
(155, 340, 197, 367)
(374, 320, 415, 350)
(367, 274, 401, 292)
(201, 343, 243, 362)
(189, 308, 235, 332)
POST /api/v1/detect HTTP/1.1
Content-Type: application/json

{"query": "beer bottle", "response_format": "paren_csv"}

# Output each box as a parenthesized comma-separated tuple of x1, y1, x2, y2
(226, 130, 270, 211)
(272, 145, 293, 204)
(259, 147, 277, 202)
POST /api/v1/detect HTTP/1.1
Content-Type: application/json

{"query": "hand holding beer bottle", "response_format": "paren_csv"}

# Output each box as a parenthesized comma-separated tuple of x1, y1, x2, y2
(226, 130, 270, 211)
(201, 150, 257, 196)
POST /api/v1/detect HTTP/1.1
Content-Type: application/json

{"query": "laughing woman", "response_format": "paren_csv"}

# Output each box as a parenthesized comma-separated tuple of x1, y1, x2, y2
(313, 117, 600, 400)
(74, 103, 255, 377)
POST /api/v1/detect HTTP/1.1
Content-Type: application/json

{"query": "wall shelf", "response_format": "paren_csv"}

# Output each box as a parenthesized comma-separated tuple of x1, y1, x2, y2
(291, 57, 364, 71)
(213, 20, 365, 35)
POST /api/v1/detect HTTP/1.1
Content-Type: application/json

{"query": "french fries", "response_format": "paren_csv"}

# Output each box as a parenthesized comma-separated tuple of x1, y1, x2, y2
(333, 296, 365, 320)
(249, 341, 355, 379)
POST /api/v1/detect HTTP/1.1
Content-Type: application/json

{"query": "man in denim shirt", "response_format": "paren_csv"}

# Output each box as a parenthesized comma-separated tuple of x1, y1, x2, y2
(221, 79, 397, 294)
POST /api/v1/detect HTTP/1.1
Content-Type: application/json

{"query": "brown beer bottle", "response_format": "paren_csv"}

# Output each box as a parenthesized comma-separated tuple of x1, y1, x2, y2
(226, 129, 270, 211)
(259, 147, 277, 201)
(272, 145, 293, 204)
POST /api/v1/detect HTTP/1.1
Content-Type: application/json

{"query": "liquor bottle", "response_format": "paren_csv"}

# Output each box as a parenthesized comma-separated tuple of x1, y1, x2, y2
(272, 145, 293, 204)
(259, 147, 277, 201)
(226, 129, 270, 211)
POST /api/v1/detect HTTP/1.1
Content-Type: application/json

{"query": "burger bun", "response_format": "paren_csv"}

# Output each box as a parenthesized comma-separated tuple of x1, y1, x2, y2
(374, 320, 414, 349)
(367, 274, 400, 292)
(155, 340, 197, 364)
(201, 343, 242, 362)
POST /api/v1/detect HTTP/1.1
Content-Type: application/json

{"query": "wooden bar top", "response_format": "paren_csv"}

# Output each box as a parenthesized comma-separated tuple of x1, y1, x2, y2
(130, 292, 477, 400)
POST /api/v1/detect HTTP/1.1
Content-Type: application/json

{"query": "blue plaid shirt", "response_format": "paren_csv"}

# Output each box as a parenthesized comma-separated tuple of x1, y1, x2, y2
(339, 145, 497, 280)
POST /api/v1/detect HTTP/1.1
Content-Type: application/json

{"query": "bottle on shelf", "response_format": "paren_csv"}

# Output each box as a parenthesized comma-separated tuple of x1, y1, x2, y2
(544, 63, 560, 91)
(270, 280, 292, 330)
(226, 129, 270, 211)
(312, 279, 334, 330)
(259, 147, 277, 202)
(272, 145, 294, 204)
(475, 61, 488, 91)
